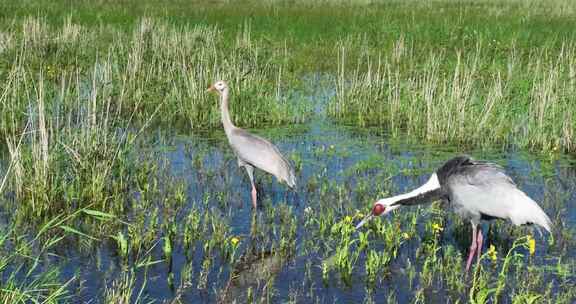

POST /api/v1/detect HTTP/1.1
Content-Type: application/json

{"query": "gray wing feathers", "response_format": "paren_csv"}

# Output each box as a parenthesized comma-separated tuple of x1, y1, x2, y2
(461, 161, 515, 187)
(448, 160, 552, 232)
(228, 129, 296, 188)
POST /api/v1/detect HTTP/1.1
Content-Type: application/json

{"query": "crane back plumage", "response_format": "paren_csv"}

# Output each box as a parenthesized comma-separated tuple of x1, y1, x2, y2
(366, 155, 553, 272)
(385, 155, 552, 232)
(437, 156, 552, 232)
(216, 81, 296, 189)
(229, 128, 296, 188)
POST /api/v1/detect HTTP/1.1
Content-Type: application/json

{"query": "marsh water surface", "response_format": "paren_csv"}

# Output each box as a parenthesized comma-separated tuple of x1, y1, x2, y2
(1, 78, 575, 303)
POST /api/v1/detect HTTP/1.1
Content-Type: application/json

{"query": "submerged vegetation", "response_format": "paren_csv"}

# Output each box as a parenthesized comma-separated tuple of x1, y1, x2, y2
(0, 0, 575, 303)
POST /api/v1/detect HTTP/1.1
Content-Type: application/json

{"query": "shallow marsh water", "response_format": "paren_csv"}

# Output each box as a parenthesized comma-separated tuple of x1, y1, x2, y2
(1, 79, 575, 303)
(157, 123, 576, 303)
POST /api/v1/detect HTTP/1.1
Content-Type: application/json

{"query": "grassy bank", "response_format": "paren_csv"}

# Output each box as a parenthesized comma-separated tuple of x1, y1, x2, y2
(4, 0, 574, 152)
(317, 1, 576, 153)
(0, 17, 311, 138)
(328, 36, 576, 152)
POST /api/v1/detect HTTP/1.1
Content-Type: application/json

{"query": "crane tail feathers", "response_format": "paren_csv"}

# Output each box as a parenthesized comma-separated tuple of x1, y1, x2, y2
(285, 168, 296, 188)
(533, 207, 553, 233)
(511, 193, 553, 233)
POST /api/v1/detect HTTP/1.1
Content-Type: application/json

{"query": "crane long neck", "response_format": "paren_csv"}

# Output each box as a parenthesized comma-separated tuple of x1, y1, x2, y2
(220, 89, 235, 134)
(391, 173, 444, 207)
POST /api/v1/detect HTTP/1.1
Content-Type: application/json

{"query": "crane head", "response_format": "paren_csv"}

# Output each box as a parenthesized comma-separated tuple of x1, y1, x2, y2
(207, 80, 228, 94)
(372, 203, 386, 216)
(355, 199, 400, 229)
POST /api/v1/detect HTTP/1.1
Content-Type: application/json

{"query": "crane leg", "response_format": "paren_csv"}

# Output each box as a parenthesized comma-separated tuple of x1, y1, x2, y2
(476, 228, 484, 265)
(251, 186, 257, 209)
(244, 165, 257, 209)
(465, 224, 478, 272)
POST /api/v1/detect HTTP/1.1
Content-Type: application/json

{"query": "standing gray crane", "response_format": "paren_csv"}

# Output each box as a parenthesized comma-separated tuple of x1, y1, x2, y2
(356, 155, 552, 271)
(207, 80, 296, 209)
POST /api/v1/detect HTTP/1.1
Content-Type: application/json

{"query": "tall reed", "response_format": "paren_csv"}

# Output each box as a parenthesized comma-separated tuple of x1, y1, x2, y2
(329, 36, 576, 152)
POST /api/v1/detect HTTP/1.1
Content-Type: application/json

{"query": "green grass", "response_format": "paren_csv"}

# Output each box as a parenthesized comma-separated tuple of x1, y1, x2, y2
(0, 17, 311, 131)
(0, 0, 575, 302)
(2, 1, 575, 153)
(329, 37, 576, 152)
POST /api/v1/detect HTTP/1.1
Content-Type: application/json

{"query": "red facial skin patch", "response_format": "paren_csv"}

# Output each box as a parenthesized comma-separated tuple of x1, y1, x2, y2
(372, 204, 385, 216)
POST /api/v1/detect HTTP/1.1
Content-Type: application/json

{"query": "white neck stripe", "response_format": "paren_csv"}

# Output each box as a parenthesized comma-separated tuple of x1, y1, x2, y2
(391, 173, 441, 203)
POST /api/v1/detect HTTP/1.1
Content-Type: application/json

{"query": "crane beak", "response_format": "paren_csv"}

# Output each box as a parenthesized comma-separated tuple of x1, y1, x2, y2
(355, 214, 374, 230)
(206, 85, 215, 93)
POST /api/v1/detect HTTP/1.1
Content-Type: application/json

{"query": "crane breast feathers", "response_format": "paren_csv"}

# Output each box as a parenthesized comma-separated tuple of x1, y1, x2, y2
(229, 129, 296, 187)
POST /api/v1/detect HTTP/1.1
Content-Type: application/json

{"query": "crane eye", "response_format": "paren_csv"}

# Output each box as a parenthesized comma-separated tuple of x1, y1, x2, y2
(372, 204, 385, 216)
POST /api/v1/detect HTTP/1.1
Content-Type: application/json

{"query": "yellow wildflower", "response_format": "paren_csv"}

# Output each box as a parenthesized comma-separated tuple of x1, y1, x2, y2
(46, 65, 56, 78)
(402, 232, 410, 240)
(431, 223, 443, 234)
(344, 215, 352, 223)
(487, 244, 497, 262)
(527, 235, 536, 256)
(230, 237, 240, 246)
